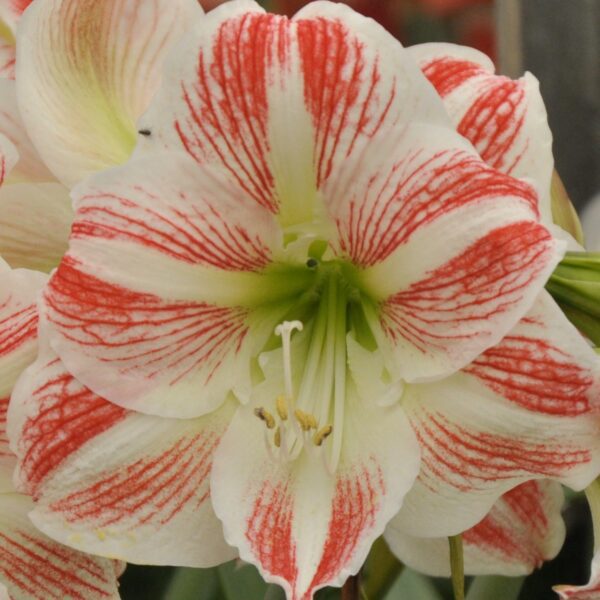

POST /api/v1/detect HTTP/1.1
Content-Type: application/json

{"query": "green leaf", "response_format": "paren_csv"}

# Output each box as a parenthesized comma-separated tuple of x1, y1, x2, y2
(362, 537, 404, 599)
(384, 569, 443, 600)
(465, 576, 524, 600)
(217, 561, 271, 600)
(163, 567, 219, 600)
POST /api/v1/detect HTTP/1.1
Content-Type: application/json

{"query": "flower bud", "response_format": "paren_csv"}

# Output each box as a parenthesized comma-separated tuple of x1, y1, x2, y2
(551, 171, 585, 246)
(547, 252, 600, 344)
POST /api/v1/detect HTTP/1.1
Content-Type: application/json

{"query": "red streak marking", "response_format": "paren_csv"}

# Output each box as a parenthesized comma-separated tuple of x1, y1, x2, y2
(338, 150, 539, 268)
(0, 529, 113, 599)
(422, 57, 487, 98)
(73, 190, 271, 271)
(382, 222, 553, 352)
(176, 13, 280, 212)
(458, 78, 526, 174)
(296, 17, 395, 187)
(464, 481, 550, 568)
(246, 480, 298, 590)
(19, 369, 127, 498)
(50, 432, 218, 528)
(306, 463, 384, 599)
(466, 334, 592, 415)
(45, 257, 248, 386)
(413, 409, 590, 492)
(0, 396, 13, 460)
(0, 298, 37, 358)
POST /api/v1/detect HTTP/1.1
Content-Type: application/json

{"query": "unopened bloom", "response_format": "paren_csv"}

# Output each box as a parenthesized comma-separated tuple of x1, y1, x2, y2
(8, 2, 600, 599)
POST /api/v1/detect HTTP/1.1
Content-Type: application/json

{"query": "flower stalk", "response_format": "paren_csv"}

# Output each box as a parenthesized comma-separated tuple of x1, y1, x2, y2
(449, 534, 465, 600)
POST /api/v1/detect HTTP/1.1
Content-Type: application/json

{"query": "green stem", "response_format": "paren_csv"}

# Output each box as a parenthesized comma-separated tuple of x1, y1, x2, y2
(449, 535, 465, 600)
(585, 478, 600, 552)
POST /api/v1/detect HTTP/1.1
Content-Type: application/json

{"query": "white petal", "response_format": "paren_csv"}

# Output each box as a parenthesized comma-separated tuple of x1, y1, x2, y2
(393, 294, 600, 537)
(0, 491, 121, 600)
(16, 0, 202, 186)
(211, 380, 420, 599)
(386, 480, 565, 576)
(9, 345, 236, 567)
(0, 181, 72, 272)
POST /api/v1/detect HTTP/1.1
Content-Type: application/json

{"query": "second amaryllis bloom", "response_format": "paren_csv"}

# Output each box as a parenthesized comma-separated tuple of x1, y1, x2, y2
(7, 1, 600, 599)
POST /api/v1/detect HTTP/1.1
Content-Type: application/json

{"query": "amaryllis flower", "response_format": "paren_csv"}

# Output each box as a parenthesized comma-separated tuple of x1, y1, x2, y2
(386, 480, 566, 576)
(0, 137, 122, 600)
(7, 2, 600, 598)
(409, 43, 554, 225)
(0, 0, 202, 271)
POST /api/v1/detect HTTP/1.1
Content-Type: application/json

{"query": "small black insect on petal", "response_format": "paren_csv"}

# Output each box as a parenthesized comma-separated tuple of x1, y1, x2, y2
(138, 129, 152, 136)
(306, 258, 318, 268)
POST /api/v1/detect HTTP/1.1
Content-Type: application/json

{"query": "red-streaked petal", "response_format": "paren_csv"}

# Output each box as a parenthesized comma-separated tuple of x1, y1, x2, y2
(0, 39, 14, 79)
(8, 348, 236, 567)
(409, 42, 554, 224)
(392, 294, 600, 538)
(139, 0, 448, 224)
(211, 382, 420, 599)
(43, 154, 280, 418)
(347, 125, 561, 382)
(0, 261, 46, 400)
(0, 0, 33, 33)
(16, 0, 202, 187)
(0, 491, 122, 599)
(386, 480, 565, 576)
(0, 182, 72, 272)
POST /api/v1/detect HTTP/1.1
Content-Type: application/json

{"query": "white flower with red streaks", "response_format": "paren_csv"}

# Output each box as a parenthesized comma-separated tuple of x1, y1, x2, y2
(11, 1, 599, 598)
(15, 0, 203, 187)
(386, 480, 566, 576)
(0, 249, 123, 600)
(408, 43, 554, 224)
(0, 0, 32, 79)
(0, 0, 203, 275)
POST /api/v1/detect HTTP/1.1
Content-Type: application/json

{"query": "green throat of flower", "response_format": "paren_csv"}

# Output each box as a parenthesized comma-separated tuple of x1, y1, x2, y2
(250, 257, 384, 473)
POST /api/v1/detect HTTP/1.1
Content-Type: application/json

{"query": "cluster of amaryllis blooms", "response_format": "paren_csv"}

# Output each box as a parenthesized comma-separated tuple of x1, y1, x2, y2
(0, 0, 599, 598)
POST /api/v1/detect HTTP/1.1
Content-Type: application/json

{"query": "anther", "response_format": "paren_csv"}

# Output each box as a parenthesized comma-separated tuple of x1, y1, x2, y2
(254, 407, 276, 429)
(276, 395, 288, 420)
(313, 425, 333, 446)
(274, 427, 282, 448)
(294, 409, 318, 431)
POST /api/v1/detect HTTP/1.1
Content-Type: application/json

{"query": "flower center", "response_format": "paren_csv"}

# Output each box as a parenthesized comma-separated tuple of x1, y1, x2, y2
(253, 264, 365, 473)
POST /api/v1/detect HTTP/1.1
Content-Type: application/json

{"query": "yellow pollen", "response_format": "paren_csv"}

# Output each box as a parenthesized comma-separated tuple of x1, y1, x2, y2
(294, 409, 318, 431)
(95, 529, 107, 541)
(313, 425, 333, 446)
(274, 426, 282, 448)
(254, 407, 276, 429)
(276, 395, 288, 420)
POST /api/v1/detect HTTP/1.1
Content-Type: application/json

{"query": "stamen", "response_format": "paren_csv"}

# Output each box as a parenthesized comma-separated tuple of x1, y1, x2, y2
(254, 407, 276, 429)
(294, 409, 318, 431)
(275, 320, 303, 401)
(276, 395, 289, 421)
(274, 427, 282, 448)
(313, 425, 333, 447)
